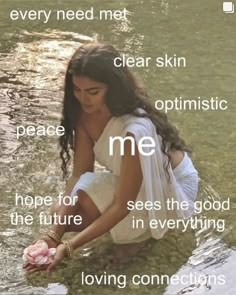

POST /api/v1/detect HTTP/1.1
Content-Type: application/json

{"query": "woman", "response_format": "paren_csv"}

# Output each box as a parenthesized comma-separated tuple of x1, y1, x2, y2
(23, 43, 198, 272)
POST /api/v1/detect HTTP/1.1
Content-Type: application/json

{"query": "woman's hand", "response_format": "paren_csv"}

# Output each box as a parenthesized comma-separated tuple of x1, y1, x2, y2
(46, 243, 66, 272)
(23, 243, 66, 273)
(22, 235, 59, 273)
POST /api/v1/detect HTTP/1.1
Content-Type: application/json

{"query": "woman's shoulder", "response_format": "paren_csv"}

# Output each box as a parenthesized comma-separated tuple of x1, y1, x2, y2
(118, 108, 155, 138)
(120, 108, 152, 126)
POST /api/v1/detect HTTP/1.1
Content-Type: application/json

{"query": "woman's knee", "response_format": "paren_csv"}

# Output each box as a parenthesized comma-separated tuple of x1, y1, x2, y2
(49, 200, 60, 215)
(50, 194, 79, 215)
(50, 190, 101, 223)
(49, 190, 90, 216)
(77, 189, 101, 220)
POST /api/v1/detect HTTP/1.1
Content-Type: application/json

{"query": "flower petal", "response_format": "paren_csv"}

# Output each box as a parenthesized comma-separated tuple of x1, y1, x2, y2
(45, 256, 53, 264)
(48, 248, 56, 256)
(25, 254, 35, 263)
(23, 240, 51, 265)
(22, 254, 28, 262)
(23, 248, 29, 255)
(35, 255, 48, 265)
(35, 240, 48, 249)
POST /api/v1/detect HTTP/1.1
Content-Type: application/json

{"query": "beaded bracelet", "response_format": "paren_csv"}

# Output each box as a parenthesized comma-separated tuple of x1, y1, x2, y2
(44, 230, 61, 244)
(62, 240, 74, 258)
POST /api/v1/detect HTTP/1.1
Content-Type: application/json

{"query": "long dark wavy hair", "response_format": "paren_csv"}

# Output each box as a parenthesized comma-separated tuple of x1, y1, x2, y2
(59, 42, 190, 180)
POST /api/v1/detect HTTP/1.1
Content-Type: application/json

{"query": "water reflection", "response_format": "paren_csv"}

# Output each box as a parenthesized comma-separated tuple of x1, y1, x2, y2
(0, 31, 88, 164)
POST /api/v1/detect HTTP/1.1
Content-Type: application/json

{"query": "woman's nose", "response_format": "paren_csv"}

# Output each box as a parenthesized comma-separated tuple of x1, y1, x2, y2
(80, 91, 90, 102)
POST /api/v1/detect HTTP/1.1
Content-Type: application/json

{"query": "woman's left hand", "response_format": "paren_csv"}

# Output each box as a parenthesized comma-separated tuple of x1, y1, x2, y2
(46, 243, 66, 272)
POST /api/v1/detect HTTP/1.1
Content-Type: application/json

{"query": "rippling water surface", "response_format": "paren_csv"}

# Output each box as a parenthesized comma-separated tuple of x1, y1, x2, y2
(0, 1, 235, 294)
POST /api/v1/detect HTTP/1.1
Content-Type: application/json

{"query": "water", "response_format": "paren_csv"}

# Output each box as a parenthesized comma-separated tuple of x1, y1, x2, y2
(0, 0, 235, 294)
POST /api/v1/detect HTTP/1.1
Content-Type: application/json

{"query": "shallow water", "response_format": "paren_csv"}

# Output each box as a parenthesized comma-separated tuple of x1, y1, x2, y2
(0, 0, 235, 294)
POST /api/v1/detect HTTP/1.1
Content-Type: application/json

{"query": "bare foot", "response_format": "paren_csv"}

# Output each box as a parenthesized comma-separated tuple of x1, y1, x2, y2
(112, 240, 148, 264)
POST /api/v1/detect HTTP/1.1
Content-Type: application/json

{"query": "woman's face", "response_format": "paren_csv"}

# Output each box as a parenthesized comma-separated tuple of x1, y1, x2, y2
(72, 75, 108, 114)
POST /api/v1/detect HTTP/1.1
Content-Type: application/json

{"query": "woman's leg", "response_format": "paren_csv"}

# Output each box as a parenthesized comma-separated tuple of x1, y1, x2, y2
(76, 191, 149, 263)
(50, 189, 101, 232)
(50, 189, 148, 262)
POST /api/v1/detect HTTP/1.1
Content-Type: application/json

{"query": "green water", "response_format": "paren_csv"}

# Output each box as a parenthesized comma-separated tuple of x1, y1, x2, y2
(0, 0, 235, 294)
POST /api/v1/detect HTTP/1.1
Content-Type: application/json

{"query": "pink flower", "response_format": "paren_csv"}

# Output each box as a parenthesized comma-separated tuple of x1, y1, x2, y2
(23, 240, 56, 265)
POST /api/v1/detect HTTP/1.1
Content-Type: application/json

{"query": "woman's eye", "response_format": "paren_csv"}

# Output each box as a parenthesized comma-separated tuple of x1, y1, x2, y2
(89, 91, 99, 95)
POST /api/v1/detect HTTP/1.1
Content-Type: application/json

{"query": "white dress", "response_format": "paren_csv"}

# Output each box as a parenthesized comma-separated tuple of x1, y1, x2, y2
(70, 110, 198, 244)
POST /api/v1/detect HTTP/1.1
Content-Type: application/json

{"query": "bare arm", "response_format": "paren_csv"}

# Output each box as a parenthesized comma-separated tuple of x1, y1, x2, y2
(24, 124, 96, 271)
(64, 124, 95, 189)
(69, 133, 143, 250)
(51, 123, 95, 237)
